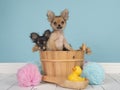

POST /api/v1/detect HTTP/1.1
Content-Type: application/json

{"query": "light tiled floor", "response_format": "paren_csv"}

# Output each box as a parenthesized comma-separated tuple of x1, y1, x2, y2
(0, 73, 120, 90)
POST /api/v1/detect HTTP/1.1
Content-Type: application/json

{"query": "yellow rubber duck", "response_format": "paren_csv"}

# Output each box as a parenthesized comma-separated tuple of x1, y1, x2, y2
(68, 66, 85, 82)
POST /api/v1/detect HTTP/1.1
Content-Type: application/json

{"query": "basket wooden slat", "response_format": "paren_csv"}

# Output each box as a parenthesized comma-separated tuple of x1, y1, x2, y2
(40, 50, 84, 78)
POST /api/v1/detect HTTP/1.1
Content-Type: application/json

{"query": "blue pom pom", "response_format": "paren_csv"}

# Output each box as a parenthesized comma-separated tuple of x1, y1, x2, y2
(82, 62, 105, 85)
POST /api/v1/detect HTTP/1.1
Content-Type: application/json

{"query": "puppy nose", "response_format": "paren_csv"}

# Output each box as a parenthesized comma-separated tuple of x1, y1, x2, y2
(58, 24, 61, 27)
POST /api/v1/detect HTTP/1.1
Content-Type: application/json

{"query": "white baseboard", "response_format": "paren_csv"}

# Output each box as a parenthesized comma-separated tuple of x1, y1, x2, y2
(0, 63, 26, 74)
(99, 63, 120, 73)
(0, 63, 120, 74)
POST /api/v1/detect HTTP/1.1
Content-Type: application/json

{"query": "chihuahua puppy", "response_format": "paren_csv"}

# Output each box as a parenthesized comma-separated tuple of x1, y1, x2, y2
(46, 9, 73, 51)
(30, 29, 51, 51)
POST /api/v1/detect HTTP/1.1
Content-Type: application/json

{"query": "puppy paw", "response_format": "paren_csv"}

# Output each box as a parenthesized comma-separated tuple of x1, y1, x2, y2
(32, 45, 39, 52)
(80, 43, 92, 54)
(86, 47, 91, 54)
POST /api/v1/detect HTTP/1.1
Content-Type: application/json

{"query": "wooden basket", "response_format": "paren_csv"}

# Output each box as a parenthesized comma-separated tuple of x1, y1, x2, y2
(40, 50, 84, 78)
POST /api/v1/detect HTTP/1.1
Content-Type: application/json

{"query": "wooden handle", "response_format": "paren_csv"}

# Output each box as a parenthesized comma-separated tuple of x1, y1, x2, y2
(43, 76, 66, 85)
(42, 76, 89, 89)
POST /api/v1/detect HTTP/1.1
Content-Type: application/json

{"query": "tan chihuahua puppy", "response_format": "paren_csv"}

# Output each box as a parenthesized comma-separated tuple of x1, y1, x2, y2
(47, 9, 73, 51)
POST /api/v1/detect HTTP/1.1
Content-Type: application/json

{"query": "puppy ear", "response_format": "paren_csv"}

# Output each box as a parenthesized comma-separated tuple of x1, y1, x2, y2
(61, 9, 69, 21)
(30, 33, 40, 42)
(43, 30, 51, 39)
(47, 11, 55, 22)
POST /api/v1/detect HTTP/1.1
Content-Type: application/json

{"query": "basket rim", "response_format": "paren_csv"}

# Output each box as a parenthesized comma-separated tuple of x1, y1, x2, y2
(40, 50, 83, 52)
(41, 59, 84, 62)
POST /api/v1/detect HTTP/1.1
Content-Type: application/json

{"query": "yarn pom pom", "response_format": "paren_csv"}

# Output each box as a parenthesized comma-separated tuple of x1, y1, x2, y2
(82, 62, 105, 85)
(17, 64, 42, 87)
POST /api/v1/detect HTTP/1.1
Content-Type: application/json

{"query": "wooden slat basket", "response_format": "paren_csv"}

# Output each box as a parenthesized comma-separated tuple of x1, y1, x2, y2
(40, 50, 84, 78)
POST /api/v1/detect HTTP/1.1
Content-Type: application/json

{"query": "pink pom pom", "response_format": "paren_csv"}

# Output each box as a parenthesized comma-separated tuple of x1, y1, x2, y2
(17, 64, 42, 87)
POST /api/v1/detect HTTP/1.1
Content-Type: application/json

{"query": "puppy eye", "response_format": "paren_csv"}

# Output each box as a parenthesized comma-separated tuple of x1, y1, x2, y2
(61, 21, 64, 24)
(53, 22, 57, 25)
(37, 41, 39, 44)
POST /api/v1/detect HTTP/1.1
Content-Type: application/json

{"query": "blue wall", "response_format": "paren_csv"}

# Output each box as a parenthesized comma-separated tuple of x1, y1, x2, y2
(0, 0, 120, 62)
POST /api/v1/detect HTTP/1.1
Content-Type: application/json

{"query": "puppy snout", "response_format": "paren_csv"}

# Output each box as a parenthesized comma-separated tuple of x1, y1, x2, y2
(57, 24, 62, 29)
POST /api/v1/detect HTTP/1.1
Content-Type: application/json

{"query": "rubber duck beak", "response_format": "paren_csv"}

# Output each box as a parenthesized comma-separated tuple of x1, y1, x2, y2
(72, 67, 76, 71)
